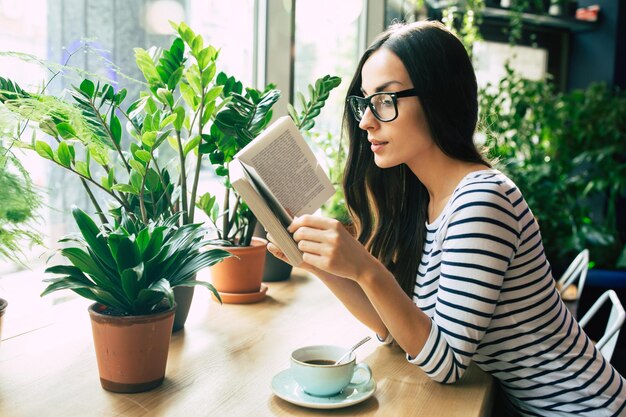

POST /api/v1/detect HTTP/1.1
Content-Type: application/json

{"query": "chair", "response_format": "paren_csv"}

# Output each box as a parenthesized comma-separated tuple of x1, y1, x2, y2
(557, 249, 589, 303)
(578, 289, 626, 362)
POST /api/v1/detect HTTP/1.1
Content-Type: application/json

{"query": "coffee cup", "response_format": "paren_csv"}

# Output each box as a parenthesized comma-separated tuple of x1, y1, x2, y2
(290, 344, 373, 397)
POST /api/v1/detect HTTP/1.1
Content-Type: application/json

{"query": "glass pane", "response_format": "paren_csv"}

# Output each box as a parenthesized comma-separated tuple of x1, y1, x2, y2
(187, 0, 255, 87)
(0, 0, 257, 274)
(294, 0, 366, 137)
(473, 40, 548, 90)
(0, 0, 48, 273)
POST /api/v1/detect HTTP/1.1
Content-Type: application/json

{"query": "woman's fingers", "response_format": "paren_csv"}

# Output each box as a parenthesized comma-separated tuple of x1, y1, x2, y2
(288, 214, 339, 233)
(267, 242, 289, 263)
(297, 239, 324, 255)
(292, 226, 330, 243)
(285, 214, 370, 280)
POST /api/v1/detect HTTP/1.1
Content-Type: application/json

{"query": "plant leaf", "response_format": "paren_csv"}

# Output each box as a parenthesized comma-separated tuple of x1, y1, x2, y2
(183, 136, 201, 157)
(79, 79, 95, 98)
(110, 113, 122, 146)
(35, 141, 54, 160)
(56, 142, 72, 167)
(135, 149, 152, 163)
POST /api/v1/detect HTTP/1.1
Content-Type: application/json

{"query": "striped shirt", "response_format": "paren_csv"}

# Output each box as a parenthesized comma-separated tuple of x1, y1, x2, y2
(409, 170, 626, 416)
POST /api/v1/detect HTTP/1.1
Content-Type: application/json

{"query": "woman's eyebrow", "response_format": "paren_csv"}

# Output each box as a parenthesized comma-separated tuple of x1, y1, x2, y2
(360, 80, 404, 96)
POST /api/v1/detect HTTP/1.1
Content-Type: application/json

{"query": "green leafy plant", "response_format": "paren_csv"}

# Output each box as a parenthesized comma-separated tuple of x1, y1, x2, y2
(0, 22, 224, 228)
(308, 131, 350, 224)
(480, 65, 626, 270)
(441, 0, 485, 57)
(423, 3, 626, 271)
(195, 74, 341, 246)
(42, 207, 231, 315)
(0, 114, 43, 263)
(1, 23, 341, 251)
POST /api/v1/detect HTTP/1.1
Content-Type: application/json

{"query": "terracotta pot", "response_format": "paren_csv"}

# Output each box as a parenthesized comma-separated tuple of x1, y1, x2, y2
(210, 237, 267, 294)
(0, 298, 6, 345)
(88, 303, 176, 393)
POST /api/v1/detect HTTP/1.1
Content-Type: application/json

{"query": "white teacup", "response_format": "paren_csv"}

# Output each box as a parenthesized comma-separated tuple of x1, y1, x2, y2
(290, 344, 373, 397)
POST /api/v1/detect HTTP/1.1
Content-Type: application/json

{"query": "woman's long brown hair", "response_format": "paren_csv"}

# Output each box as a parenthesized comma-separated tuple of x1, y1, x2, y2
(343, 21, 489, 297)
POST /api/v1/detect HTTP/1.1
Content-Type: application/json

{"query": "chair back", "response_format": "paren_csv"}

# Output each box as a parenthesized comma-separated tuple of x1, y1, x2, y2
(578, 289, 626, 362)
(557, 249, 589, 301)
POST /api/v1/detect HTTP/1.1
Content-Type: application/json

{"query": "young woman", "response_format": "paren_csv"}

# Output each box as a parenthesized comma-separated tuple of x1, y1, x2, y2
(267, 21, 625, 416)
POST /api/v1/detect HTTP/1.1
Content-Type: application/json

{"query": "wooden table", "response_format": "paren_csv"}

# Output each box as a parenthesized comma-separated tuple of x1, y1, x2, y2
(0, 268, 494, 416)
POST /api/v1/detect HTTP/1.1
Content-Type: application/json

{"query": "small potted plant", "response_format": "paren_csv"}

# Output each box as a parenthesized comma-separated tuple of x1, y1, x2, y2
(195, 73, 341, 301)
(0, 141, 43, 343)
(42, 206, 230, 392)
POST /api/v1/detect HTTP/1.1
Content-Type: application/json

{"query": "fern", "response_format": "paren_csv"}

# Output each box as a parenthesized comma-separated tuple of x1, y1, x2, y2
(0, 146, 43, 264)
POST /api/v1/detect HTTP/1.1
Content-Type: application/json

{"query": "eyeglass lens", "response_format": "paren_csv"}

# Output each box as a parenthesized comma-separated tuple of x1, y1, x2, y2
(350, 93, 397, 122)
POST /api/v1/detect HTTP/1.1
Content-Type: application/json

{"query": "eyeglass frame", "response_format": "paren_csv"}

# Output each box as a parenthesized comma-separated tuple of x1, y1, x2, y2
(347, 88, 419, 122)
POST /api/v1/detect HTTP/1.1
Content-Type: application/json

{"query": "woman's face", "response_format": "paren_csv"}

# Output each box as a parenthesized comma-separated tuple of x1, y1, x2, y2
(358, 47, 435, 170)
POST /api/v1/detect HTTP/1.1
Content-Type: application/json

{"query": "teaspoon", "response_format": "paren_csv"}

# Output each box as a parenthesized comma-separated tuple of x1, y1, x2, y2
(334, 336, 372, 365)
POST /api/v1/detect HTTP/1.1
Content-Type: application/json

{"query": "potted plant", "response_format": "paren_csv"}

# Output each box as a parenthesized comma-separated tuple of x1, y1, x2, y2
(480, 65, 626, 274)
(0, 22, 234, 329)
(0, 141, 43, 343)
(42, 206, 230, 392)
(0, 22, 340, 306)
(194, 73, 341, 299)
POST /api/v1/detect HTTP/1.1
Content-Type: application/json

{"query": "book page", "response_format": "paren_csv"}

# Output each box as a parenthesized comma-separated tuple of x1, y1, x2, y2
(236, 116, 334, 217)
(239, 161, 292, 228)
(230, 159, 303, 265)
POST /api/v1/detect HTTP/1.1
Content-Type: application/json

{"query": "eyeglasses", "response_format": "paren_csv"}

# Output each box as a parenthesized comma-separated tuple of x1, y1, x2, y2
(347, 88, 418, 122)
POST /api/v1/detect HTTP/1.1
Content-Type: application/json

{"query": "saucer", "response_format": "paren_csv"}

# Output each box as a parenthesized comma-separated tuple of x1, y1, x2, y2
(270, 368, 376, 409)
(212, 284, 268, 304)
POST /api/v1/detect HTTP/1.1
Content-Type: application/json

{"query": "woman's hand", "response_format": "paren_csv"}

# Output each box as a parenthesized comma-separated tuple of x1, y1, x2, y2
(285, 215, 374, 281)
(266, 233, 321, 276)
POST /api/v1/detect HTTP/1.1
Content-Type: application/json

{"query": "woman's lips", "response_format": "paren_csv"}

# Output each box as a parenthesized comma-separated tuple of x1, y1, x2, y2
(369, 140, 388, 153)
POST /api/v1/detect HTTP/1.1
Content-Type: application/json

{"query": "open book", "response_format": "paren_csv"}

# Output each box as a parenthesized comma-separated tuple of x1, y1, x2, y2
(230, 116, 335, 265)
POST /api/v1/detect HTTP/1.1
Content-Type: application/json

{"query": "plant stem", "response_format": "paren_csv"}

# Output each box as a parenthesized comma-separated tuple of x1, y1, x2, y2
(243, 216, 257, 246)
(297, 102, 313, 130)
(91, 101, 132, 174)
(222, 180, 230, 239)
(174, 128, 188, 224)
(138, 161, 151, 224)
(152, 159, 175, 214)
(118, 109, 173, 216)
(80, 178, 109, 224)
(188, 91, 205, 223)
(226, 196, 240, 234)
(118, 107, 141, 135)
(101, 163, 132, 209)
(58, 162, 130, 211)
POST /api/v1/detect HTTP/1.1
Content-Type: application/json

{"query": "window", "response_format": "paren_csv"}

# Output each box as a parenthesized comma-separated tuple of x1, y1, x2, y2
(473, 41, 548, 90)
(0, 0, 385, 316)
(0, 0, 258, 273)
(0, 0, 48, 273)
(294, 0, 366, 137)
(187, 0, 256, 87)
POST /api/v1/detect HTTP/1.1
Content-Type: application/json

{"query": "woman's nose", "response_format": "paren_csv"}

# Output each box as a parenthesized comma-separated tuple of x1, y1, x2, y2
(358, 106, 378, 131)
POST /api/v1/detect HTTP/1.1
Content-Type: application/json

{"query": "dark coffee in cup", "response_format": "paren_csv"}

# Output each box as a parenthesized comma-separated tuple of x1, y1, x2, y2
(304, 359, 335, 366)
(291, 345, 373, 396)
